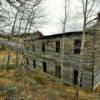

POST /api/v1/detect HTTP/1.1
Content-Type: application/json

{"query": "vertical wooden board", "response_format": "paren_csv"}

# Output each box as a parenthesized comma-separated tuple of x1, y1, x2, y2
(93, 28, 100, 90)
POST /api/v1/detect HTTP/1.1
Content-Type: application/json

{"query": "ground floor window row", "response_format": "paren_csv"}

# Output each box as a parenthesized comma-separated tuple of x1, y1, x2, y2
(26, 58, 81, 86)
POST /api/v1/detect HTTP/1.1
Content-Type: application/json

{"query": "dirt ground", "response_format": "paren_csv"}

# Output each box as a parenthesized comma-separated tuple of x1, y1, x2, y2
(0, 68, 100, 100)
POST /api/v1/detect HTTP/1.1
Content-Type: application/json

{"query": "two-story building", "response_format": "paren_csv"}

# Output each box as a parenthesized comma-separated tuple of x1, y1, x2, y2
(24, 13, 100, 91)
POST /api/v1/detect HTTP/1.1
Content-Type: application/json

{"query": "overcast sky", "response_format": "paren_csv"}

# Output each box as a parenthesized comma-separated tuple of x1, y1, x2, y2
(0, 0, 100, 35)
(39, 0, 100, 35)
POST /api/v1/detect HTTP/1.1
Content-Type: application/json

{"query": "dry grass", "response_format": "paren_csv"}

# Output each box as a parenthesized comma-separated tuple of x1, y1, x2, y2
(0, 50, 16, 58)
(0, 50, 22, 65)
(0, 68, 100, 100)
(0, 51, 99, 99)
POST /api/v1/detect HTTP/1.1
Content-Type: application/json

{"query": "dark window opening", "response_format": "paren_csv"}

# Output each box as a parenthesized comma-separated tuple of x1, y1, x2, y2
(26, 46, 28, 51)
(43, 61, 47, 72)
(73, 69, 78, 85)
(74, 40, 81, 54)
(26, 58, 29, 64)
(56, 41, 60, 52)
(33, 60, 36, 68)
(32, 44, 35, 51)
(55, 65, 61, 78)
(42, 42, 45, 52)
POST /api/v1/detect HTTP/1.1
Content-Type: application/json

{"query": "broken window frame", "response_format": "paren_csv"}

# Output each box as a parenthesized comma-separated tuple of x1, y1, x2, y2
(74, 39, 81, 54)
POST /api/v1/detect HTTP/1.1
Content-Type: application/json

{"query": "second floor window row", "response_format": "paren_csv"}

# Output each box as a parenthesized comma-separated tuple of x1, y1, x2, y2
(30, 39, 81, 54)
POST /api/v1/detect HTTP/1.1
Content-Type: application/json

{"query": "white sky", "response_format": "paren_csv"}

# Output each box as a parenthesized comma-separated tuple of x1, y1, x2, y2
(0, 0, 100, 35)
(39, 0, 100, 35)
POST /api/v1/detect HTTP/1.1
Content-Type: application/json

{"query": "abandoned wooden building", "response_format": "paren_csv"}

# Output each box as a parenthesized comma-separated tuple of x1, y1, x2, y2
(24, 13, 100, 91)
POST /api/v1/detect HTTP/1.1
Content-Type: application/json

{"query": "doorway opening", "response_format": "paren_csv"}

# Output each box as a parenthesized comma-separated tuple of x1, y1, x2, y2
(73, 69, 78, 85)
(43, 61, 47, 72)
(55, 65, 61, 78)
(33, 60, 36, 68)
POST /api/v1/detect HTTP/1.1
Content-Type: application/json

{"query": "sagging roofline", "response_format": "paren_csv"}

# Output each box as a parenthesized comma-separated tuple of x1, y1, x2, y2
(24, 31, 94, 41)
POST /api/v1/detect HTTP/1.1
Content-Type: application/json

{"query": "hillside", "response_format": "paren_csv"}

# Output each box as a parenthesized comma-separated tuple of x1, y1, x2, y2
(0, 68, 100, 100)
(0, 51, 100, 100)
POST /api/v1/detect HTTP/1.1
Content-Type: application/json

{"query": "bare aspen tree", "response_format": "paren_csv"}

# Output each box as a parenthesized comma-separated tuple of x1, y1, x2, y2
(12, 1, 27, 74)
(6, 0, 21, 70)
(62, 0, 70, 33)
(0, 0, 25, 70)
(61, 0, 70, 81)
(76, 0, 96, 99)
(9, 0, 46, 74)
(80, 0, 96, 52)
(53, 0, 70, 96)
(0, 0, 13, 70)
(0, 1, 12, 33)
(79, 0, 96, 59)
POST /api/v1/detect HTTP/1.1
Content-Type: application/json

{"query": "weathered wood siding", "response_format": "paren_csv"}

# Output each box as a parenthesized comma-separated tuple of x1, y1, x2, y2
(93, 23, 100, 90)
(82, 35, 94, 90)
(24, 33, 95, 91)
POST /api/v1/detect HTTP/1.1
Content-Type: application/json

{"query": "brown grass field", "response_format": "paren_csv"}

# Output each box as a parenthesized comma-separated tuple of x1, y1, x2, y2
(0, 50, 22, 65)
(0, 51, 100, 100)
(0, 68, 100, 100)
(0, 51, 16, 58)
